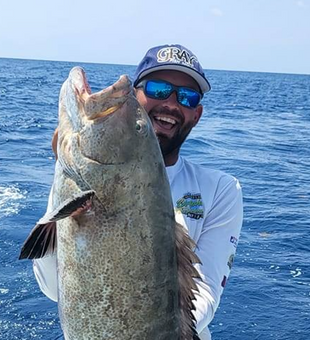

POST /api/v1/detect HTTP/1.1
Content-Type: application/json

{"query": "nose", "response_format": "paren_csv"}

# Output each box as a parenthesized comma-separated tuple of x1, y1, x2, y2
(161, 91, 179, 108)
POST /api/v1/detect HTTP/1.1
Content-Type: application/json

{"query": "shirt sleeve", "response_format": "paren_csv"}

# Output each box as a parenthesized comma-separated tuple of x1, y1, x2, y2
(32, 183, 59, 302)
(33, 254, 58, 302)
(193, 177, 243, 334)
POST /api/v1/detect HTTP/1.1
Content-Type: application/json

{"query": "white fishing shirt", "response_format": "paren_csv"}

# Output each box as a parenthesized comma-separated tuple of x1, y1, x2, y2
(33, 157, 243, 340)
(166, 157, 243, 339)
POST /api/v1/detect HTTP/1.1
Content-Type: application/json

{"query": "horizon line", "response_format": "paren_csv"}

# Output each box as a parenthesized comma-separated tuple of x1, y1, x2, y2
(0, 56, 309, 77)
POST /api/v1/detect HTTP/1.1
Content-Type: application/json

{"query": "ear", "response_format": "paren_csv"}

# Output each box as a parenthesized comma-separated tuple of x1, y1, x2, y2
(193, 104, 203, 126)
(134, 87, 143, 101)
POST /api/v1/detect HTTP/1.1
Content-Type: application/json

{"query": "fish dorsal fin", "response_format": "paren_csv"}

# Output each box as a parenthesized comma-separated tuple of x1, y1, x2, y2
(19, 190, 95, 260)
(175, 221, 202, 340)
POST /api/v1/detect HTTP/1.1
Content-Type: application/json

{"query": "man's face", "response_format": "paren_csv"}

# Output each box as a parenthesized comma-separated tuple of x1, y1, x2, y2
(135, 70, 203, 160)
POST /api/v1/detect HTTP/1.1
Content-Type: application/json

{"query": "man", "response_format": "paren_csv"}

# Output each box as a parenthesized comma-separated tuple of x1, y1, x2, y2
(33, 44, 243, 340)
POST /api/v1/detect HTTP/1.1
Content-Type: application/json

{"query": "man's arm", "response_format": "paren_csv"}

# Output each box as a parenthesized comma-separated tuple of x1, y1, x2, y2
(193, 177, 243, 333)
(33, 254, 58, 302)
(33, 173, 58, 302)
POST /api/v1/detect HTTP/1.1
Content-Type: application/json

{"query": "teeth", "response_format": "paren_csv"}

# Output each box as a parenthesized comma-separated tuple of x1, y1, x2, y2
(154, 116, 176, 125)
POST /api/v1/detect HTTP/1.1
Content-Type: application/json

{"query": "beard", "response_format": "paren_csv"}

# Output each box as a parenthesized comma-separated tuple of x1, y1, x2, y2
(148, 106, 193, 158)
(156, 128, 191, 156)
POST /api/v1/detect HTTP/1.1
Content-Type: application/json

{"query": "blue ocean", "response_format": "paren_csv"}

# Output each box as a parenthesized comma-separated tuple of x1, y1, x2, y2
(0, 58, 309, 340)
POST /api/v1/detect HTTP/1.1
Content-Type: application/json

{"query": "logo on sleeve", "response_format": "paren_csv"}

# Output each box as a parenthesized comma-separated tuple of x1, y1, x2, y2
(227, 254, 235, 270)
(175, 193, 204, 220)
(230, 236, 238, 248)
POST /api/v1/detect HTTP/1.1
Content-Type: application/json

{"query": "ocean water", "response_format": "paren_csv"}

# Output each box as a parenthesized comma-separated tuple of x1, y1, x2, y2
(0, 58, 309, 340)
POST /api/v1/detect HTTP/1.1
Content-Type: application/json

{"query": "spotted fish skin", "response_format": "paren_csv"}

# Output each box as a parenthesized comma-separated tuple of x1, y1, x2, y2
(20, 67, 200, 340)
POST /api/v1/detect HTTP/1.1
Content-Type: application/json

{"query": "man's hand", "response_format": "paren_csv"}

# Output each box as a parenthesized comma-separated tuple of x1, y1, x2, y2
(52, 128, 59, 160)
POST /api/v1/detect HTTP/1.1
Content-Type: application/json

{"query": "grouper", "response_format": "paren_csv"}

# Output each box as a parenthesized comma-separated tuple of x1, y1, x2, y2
(19, 67, 201, 340)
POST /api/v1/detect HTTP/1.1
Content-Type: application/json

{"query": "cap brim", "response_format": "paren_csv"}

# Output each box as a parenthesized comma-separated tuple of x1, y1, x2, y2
(134, 64, 211, 93)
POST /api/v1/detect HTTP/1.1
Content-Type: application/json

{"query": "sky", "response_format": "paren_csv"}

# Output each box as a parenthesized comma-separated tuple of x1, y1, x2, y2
(0, 0, 309, 75)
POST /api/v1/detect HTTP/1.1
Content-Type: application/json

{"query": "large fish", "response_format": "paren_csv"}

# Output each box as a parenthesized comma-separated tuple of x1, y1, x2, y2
(20, 67, 201, 340)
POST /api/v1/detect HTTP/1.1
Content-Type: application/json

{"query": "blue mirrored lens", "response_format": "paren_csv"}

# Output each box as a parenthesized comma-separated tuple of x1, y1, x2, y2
(145, 81, 172, 99)
(178, 88, 200, 108)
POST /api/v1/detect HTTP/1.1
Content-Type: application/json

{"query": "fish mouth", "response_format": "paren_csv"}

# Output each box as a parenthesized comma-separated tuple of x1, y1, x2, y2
(66, 68, 134, 165)
(87, 104, 123, 121)
(69, 68, 132, 123)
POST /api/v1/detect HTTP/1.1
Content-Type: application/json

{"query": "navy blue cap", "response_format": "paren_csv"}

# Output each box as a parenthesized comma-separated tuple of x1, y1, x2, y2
(133, 44, 211, 94)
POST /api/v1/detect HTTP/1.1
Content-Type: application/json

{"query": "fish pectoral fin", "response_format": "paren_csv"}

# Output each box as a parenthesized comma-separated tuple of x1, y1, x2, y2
(19, 190, 95, 260)
(19, 221, 57, 260)
(40, 190, 95, 223)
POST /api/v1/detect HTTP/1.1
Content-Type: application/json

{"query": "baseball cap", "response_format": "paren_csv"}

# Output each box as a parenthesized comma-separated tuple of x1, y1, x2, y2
(133, 44, 211, 94)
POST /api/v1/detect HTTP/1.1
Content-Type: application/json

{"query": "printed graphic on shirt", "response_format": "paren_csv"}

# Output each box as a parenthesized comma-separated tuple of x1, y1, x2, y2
(227, 254, 234, 270)
(221, 275, 227, 288)
(175, 193, 203, 220)
(230, 236, 238, 248)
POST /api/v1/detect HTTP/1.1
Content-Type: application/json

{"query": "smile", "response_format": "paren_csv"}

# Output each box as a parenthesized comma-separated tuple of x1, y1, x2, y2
(154, 116, 177, 125)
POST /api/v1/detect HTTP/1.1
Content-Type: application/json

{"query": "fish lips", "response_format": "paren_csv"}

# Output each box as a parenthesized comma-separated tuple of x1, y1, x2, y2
(83, 75, 133, 122)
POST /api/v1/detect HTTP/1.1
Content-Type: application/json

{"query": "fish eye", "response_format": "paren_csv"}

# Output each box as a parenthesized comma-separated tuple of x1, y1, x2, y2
(135, 119, 148, 135)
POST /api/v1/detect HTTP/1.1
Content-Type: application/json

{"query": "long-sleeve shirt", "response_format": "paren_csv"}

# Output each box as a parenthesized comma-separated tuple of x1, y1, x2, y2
(33, 156, 243, 340)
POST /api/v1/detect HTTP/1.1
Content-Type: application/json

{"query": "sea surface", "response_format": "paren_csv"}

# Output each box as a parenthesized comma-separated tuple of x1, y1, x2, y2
(0, 58, 309, 340)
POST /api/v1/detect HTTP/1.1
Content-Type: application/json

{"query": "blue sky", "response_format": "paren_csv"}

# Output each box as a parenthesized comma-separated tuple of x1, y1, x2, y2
(0, 0, 309, 74)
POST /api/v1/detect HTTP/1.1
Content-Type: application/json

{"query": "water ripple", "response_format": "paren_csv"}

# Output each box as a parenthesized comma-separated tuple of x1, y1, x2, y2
(0, 185, 27, 220)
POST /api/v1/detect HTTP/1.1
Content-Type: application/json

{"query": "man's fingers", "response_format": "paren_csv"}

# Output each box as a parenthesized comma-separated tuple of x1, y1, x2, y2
(52, 128, 59, 160)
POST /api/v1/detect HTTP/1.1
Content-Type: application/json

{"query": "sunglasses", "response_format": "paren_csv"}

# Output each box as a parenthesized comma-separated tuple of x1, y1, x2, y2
(136, 79, 202, 109)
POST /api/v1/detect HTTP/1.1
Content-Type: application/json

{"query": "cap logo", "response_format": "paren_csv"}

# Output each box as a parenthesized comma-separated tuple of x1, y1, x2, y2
(157, 47, 198, 68)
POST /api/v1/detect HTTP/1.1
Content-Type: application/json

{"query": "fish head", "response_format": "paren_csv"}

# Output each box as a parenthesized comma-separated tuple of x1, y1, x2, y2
(58, 67, 165, 192)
